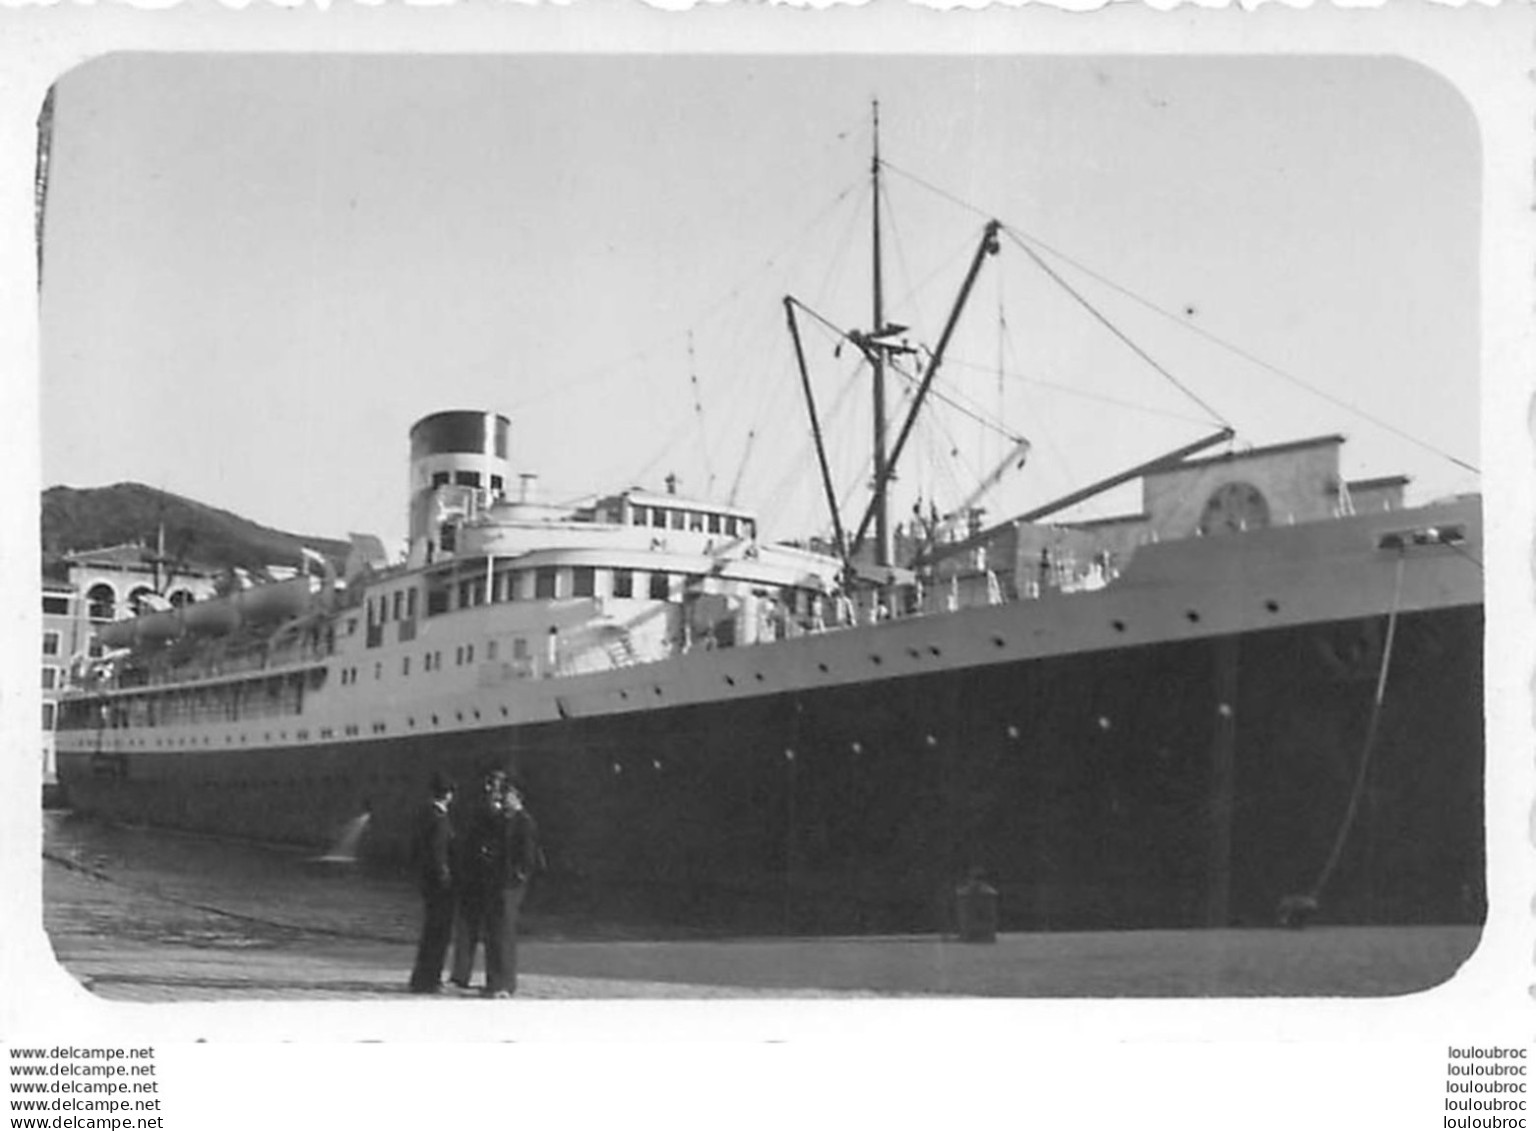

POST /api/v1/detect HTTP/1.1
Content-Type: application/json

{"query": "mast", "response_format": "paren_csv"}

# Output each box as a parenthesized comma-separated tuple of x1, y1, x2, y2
(869, 100, 892, 568)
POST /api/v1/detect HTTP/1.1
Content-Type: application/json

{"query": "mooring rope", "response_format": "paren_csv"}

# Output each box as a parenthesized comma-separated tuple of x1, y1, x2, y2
(1293, 549, 1408, 918)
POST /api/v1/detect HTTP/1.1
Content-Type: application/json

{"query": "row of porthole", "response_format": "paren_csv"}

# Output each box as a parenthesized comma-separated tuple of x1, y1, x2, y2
(97, 701, 521, 750)
(687, 596, 1279, 691)
(89, 599, 1290, 749)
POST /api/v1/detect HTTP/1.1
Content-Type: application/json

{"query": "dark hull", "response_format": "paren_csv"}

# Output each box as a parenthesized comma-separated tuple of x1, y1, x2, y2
(59, 604, 1484, 935)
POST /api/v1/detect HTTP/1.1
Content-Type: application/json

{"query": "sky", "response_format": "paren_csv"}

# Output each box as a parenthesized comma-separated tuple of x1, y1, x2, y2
(39, 53, 1481, 556)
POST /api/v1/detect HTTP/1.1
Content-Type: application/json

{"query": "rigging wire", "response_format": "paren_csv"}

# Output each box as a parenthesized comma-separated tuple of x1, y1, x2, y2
(941, 356, 1221, 429)
(686, 333, 716, 496)
(880, 157, 1479, 477)
(603, 175, 869, 499)
(514, 173, 866, 422)
(1003, 228, 1231, 429)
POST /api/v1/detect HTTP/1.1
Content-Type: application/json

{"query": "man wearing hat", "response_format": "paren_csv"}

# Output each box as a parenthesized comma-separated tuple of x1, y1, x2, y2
(480, 779, 540, 998)
(454, 768, 540, 995)
(408, 771, 456, 994)
(447, 768, 506, 989)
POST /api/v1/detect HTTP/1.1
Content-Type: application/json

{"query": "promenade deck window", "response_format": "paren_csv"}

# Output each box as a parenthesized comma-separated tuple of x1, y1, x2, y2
(613, 569, 634, 598)
(573, 567, 596, 598)
(535, 568, 558, 599)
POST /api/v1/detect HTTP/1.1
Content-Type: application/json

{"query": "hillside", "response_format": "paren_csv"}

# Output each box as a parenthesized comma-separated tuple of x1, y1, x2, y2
(41, 483, 352, 575)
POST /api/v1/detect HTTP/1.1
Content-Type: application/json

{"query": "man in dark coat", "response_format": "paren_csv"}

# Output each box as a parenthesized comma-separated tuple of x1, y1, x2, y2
(479, 780, 540, 998)
(457, 777, 543, 995)
(407, 772, 456, 994)
(448, 770, 505, 990)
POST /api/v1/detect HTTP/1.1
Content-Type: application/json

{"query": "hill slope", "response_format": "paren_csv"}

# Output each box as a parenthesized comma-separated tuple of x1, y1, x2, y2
(41, 483, 353, 574)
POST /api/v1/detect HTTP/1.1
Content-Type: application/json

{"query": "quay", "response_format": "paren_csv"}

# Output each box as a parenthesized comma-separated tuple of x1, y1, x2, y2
(41, 852, 1480, 1002)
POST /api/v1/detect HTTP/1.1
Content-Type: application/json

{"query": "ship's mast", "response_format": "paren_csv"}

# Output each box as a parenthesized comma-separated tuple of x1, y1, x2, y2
(869, 100, 892, 568)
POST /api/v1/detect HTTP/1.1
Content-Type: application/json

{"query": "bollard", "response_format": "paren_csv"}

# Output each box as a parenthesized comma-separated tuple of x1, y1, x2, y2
(955, 874, 999, 943)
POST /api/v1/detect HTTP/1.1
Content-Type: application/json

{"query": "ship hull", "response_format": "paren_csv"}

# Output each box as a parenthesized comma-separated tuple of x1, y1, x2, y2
(57, 601, 1484, 935)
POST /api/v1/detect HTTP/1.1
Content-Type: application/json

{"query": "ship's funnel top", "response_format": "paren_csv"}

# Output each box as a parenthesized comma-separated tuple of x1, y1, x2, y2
(410, 411, 510, 460)
(407, 410, 513, 564)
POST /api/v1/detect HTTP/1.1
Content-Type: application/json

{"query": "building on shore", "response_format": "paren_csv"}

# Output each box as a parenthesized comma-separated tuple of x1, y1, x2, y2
(39, 544, 219, 792)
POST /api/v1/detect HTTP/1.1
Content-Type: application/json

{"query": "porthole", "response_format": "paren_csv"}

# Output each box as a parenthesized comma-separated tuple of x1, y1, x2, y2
(991, 636, 1006, 648)
(653, 686, 663, 697)
(906, 647, 921, 659)
(724, 676, 735, 687)
(928, 646, 942, 657)
(1111, 620, 1126, 633)
(869, 655, 883, 666)
(1185, 610, 1201, 624)
(817, 663, 829, 674)
(754, 673, 765, 682)
(1264, 599, 1280, 613)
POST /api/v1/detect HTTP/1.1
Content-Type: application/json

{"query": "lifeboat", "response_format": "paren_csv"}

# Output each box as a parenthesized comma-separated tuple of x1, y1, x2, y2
(236, 575, 314, 624)
(183, 598, 240, 635)
(94, 576, 316, 648)
(97, 609, 180, 649)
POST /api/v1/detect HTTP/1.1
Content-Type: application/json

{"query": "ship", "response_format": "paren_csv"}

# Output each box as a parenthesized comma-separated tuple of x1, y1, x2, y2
(54, 116, 1484, 937)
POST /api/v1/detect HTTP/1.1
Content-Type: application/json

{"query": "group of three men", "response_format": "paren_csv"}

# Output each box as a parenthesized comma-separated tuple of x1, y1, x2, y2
(408, 767, 540, 998)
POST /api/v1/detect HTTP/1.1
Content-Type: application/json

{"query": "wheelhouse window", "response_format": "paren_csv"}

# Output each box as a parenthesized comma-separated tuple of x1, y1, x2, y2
(432, 471, 451, 488)
(42, 594, 69, 615)
(612, 569, 634, 598)
(455, 470, 482, 488)
(426, 580, 450, 616)
(651, 508, 667, 529)
(688, 511, 705, 532)
(707, 513, 722, 534)
(632, 505, 648, 526)
(572, 567, 596, 598)
(648, 572, 670, 600)
(670, 510, 686, 531)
